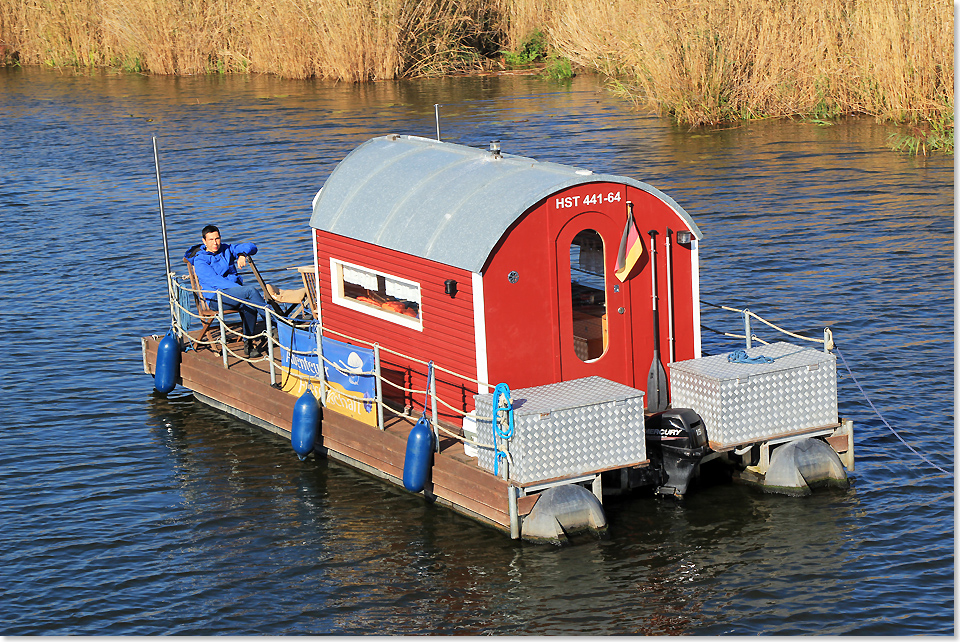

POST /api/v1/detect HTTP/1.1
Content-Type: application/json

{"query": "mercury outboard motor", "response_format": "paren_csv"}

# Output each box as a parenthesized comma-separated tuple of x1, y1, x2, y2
(644, 408, 711, 497)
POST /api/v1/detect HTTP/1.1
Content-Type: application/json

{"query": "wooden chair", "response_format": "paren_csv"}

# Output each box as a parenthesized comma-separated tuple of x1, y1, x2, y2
(182, 258, 241, 346)
(297, 266, 318, 319)
(243, 254, 307, 318)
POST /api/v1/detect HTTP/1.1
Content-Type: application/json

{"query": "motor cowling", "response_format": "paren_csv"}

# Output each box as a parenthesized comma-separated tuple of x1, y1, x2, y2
(644, 408, 711, 497)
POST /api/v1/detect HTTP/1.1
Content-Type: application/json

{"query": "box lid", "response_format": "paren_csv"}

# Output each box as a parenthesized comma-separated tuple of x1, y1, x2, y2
(669, 342, 834, 381)
(474, 376, 644, 417)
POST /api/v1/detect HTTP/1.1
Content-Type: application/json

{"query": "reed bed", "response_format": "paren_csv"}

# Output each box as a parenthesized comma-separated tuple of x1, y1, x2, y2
(0, 0, 503, 80)
(0, 0, 951, 148)
(518, 0, 952, 132)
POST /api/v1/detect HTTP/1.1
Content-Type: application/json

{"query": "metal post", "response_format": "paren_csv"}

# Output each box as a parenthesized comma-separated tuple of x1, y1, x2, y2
(265, 310, 275, 385)
(374, 343, 384, 430)
(314, 322, 327, 405)
(217, 291, 228, 367)
(153, 137, 176, 332)
(508, 485, 520, 540)
(743, 309, 752, 349)
(430, 364, 439, 452)
(434, 104, 441, 141)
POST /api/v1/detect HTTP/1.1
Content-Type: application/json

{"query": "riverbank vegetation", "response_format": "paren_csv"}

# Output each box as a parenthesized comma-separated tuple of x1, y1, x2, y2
(0, 0, 503, 80)
(0, 0, 951, 152)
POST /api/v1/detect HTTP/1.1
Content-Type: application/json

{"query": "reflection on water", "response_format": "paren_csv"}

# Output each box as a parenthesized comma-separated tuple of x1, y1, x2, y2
(0, 66, 952, 635)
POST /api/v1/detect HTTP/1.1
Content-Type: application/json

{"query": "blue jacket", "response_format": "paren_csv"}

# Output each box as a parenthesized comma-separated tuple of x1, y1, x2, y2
(184, 242, 258, 300)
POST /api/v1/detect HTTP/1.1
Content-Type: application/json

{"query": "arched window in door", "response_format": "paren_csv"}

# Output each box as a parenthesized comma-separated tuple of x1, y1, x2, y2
(570, 229, 608, 361)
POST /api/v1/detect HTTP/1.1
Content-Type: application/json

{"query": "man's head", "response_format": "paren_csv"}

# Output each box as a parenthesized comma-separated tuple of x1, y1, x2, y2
(202, 225, 221, 253)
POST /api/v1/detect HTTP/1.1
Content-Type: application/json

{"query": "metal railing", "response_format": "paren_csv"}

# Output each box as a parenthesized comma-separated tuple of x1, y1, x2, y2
(700, 299, 834, 353)
(167, 271, 492, 452)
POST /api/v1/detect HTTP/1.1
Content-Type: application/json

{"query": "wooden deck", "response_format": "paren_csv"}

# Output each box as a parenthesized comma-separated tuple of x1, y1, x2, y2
(141, 334, 539, 533)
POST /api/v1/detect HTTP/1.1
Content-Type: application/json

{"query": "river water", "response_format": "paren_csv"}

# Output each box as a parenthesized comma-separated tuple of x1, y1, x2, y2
(0, 67, 953, 635)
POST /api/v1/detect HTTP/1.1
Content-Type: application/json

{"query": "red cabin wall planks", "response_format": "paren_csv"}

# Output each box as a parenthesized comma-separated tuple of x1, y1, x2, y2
(623, 185, 699, 387)
(481, 198, 561, 390)
(481, 182, 700, 401)
(316, 229, 480, 424)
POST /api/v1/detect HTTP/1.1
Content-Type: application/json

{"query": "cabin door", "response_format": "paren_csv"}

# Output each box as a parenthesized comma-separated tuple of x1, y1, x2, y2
(555, 210, 633, 386)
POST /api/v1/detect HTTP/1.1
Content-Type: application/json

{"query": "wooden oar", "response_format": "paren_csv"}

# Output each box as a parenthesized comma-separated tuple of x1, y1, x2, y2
(646, 230, 669, 412)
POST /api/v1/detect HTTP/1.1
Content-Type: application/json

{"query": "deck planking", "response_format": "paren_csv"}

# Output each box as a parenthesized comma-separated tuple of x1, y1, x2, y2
(141, 334, 534, 531)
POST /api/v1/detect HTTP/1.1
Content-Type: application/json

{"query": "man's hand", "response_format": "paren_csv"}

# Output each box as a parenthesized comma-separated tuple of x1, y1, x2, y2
(236, 254, 248, 269)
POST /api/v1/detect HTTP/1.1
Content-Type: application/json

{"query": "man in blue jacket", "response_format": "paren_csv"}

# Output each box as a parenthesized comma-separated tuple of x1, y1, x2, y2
(185, 224, 267, 357)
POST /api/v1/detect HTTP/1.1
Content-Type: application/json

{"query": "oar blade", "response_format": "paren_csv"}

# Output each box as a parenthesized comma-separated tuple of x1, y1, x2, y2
(646, 351, 669, 412)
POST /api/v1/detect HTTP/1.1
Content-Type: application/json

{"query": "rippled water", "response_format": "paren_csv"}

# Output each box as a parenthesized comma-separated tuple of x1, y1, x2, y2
(0, 67, 952, 635)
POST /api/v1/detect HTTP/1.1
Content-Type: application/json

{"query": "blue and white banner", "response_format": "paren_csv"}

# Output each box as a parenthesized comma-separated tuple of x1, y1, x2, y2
(276, 322, 377, 426)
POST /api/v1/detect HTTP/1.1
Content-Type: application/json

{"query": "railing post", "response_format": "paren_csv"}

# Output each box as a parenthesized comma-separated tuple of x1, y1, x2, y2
(508, 485, 520, 540)
(373, 343, 384, 431)
(430, 364, 439, 452)
(314, 322, 327, 405)
(743, 309, 752, 349)
(265, 309, 275, 385)
(167, 271, 179, 337)
(217, 291, 228, 368)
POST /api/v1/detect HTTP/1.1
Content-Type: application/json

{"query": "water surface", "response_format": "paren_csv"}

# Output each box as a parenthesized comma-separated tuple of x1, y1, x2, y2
(0, 67, 952, 635)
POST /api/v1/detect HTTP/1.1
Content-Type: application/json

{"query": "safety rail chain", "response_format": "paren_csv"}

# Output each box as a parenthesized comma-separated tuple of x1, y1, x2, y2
(166, 274, 837, 451)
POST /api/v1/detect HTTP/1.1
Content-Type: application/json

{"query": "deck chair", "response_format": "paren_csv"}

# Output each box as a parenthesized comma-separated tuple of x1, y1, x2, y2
(182, 258, 241, 346)
(242, 254, 307, 318)
(297, 266, 319, 319)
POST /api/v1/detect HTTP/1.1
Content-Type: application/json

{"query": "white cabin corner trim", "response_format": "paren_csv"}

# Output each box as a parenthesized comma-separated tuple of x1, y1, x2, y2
(472, 271, 489, 395)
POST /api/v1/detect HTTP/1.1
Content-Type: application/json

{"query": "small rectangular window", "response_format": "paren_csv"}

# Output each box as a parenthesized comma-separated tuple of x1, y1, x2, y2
(331, 258, 423, 330)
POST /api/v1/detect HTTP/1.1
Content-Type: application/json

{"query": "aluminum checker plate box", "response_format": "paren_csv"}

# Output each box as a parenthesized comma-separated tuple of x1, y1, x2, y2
(473, 376, 646, 483)
(669, 342, 838, 448)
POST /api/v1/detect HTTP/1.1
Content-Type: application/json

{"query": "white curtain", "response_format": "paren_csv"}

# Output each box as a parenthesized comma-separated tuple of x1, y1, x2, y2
(342, 264, 378, 290)
(385, 276, 419, 302)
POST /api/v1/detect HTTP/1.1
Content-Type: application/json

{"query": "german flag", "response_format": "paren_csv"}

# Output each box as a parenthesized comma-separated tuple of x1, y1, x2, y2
(614, 201, 644, 282)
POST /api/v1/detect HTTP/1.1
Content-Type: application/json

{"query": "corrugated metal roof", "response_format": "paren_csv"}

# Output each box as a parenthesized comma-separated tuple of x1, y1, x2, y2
(310, 134, 701, 274)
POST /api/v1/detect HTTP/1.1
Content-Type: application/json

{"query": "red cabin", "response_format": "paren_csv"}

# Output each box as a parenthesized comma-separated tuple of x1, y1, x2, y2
(309, 134, 702, 425)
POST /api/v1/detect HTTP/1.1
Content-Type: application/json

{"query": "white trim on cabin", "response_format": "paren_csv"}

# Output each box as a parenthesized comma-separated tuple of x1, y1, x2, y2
(472, 271, 489, 395)
(312, 230, 323, 327)
(690, 239, 702, 358)
(329, 257, 424, 332)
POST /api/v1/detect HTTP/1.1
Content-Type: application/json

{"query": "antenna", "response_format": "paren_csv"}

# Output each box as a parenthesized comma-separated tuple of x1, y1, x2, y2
(434, 104, 441, 141)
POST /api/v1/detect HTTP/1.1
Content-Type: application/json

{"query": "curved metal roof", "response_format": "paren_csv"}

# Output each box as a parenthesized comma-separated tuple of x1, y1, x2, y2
(310, 134, 701, 274)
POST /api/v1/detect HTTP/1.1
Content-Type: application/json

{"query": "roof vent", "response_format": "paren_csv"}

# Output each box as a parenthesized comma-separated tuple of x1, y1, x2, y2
(489, 140, 502, 159)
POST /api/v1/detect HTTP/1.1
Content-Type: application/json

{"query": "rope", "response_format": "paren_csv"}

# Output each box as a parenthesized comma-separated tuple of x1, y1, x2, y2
(700, 324, 771, 346)
(835, 346, 951, 476)
(727, 349, 774, 364)
(492, 383, 514, 477)
(701, 299, 825, 346)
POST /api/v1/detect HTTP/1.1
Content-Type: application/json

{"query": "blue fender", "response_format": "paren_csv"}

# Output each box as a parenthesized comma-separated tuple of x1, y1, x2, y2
(154, 332, 180, 394)
(291, 390, 321, 460)
(403, 415, 434, 492)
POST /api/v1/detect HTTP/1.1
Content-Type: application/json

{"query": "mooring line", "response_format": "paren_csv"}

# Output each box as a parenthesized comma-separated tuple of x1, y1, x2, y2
(835, 346, 952, 476)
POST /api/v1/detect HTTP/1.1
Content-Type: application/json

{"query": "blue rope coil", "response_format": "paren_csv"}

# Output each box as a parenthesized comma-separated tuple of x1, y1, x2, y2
(491, 383, 514, 477)
(728, 349, 774, 364)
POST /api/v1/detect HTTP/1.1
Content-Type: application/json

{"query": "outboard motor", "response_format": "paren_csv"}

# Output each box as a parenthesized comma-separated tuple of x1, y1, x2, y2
(644, 408, 711, 497)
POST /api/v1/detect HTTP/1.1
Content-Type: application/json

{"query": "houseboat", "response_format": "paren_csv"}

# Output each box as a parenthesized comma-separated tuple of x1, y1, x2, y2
(142, 134, 854, 544)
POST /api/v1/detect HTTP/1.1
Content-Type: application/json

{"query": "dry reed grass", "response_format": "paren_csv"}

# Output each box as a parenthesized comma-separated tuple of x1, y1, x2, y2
(0, 0, 503, 80)
(515, 0, 952, 128)
(0, 0, 951, 144)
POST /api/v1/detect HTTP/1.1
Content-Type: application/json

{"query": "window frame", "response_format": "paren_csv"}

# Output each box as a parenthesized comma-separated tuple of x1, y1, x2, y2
(330, 257, 424, 331)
